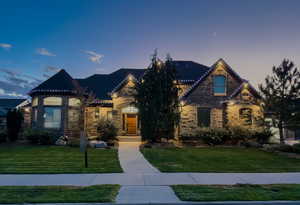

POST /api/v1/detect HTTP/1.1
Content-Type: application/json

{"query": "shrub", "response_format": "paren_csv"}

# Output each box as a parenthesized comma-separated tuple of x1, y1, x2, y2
(275, 144, 294, 153)
(292, 143, 300, 154)
(68, 138, 80, 147)
(6, 109, 23, 142)
(24, 129, 58, 145)
(183, 126, 273, 146)
(96, 119, 118, 142)
(0, 130, 7, 143)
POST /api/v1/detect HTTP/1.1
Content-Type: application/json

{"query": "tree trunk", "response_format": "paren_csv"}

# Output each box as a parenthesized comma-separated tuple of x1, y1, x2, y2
(278, 121, 285, 144)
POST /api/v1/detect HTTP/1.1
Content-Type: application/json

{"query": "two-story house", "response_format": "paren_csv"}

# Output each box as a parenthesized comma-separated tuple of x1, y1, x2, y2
(29, 59, 263, 139)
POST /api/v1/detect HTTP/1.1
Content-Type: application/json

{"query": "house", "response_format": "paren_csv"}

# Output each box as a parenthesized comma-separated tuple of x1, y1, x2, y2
(29, 59, 264, 139)
(0, 98, 29, 129)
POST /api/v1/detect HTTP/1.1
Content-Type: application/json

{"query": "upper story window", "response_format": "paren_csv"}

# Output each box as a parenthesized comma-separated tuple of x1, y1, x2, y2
(213, 75, 226, 95)
(43, 97, 62, 106)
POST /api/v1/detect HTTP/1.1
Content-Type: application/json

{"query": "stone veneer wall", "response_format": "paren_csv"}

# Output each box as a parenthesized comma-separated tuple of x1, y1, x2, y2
(85, 106, 113, 137)
(226, 103, 263, 128)
(179, 105, 223, 136)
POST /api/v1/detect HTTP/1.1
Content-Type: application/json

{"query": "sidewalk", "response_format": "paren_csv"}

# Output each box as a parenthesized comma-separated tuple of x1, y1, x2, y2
(1, 172, 300, 186)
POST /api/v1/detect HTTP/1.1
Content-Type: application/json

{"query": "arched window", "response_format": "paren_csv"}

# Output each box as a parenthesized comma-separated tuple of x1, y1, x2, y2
(239, 108, 252, 125)
(213, 75, 226, 95)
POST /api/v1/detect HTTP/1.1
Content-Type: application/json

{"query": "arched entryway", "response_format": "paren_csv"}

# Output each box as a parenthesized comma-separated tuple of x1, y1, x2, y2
(121, 106, 138, 135)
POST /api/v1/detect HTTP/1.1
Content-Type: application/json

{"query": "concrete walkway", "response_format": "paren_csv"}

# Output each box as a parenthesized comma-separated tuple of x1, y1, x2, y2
(118, 142, 159, 174)
(116, 142, 180, 203)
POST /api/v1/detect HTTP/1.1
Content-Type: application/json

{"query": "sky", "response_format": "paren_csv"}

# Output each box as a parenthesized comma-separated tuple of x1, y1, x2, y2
(1, 0, 300, 98)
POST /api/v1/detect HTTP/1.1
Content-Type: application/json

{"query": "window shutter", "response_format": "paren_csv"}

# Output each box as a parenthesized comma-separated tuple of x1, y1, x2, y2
(197, 108, 211, 127)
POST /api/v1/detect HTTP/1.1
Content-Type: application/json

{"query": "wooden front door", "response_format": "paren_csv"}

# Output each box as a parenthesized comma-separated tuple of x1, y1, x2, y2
(126, 114, 137, 135)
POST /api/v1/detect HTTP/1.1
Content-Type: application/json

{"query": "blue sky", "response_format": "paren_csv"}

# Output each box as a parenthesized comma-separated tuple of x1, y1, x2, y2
(1, 0, 300, 98)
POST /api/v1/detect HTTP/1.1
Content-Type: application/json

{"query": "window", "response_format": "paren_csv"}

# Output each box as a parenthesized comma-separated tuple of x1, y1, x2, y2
(121, 106, 138, 113)
(239, 108, 252, 125)
(32, 97, 38, 107)
(43, 97, 62, 106)
(33, 107, 38, 122)
(69, 98, 80, 107)
(44, 107, 61, 128)
(197, 107, 211, 127)
(107, 111, 112, 121)
(213, 75, 226, 95)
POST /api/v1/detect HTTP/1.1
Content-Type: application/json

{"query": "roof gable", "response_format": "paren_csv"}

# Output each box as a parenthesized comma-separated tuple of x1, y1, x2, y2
(180, 58, 244, 100)
(29, 69, 80, 95)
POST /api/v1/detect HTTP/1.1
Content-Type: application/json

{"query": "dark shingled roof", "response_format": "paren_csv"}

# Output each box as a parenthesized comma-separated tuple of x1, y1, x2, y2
(0, 99, 27, 116)
(29, 69, 80, 95)
(30, 61, 210, 100)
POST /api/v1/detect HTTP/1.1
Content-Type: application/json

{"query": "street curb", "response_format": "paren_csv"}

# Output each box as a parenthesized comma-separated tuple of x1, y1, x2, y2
(3, 201, 300, 205)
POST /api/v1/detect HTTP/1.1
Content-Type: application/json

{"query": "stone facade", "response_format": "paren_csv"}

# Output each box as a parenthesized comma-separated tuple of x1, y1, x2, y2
(29, 59, 264, 139)
(179, 60, 264, 137)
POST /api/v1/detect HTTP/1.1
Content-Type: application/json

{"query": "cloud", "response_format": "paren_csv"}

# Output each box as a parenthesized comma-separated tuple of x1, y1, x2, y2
(36, 48, 56, 56)
(45, 66, 60, 72)
(84, 50, 103, 64)
(0, 68, 42, 98)
(0, 43, 12, 50)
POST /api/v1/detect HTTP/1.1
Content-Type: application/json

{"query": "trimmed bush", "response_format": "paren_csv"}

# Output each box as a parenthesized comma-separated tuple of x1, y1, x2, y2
(182, 126, 273, 146)
(0, 130, 7, 143)
(24, 129, 58, 145)
(292, 143, 300, 153)
(96, 119, 118, 142)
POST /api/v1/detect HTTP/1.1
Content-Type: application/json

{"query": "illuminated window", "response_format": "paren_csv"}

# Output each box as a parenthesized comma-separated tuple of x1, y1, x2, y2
(44, 107, 61, 128)
(239, 108, 252, 125)
(68, 98, 81, 107)
(43, 97, 62, 106)
(213, 75, 226, 95)
(32, 97, 38, 107)
(107, 111, 112, 121)
(121, 106, 138, 113)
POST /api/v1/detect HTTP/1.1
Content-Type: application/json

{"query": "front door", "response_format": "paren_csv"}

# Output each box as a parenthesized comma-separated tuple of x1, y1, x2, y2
(126, 114, 137, 135)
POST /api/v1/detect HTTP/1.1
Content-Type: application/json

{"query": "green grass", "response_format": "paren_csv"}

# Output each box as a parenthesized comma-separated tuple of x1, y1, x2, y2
(172, 184, 300, 201)
(0, 145, 122, 174)
(0, 185, 120, 203)
(141, 147, 300, 172)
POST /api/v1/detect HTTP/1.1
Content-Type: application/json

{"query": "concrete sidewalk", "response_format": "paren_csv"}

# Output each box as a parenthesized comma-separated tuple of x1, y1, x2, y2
(1, 172, 300, 186)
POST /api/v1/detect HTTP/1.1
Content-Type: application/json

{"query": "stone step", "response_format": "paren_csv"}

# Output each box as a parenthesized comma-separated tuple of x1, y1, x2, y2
(118, 136, 142, 142)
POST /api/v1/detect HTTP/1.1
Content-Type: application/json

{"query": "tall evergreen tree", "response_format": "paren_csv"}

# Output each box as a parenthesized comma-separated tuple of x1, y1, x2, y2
(6, 109, 23, 142)
(259, 59, 300, 144)
(135, 52, 180, 142)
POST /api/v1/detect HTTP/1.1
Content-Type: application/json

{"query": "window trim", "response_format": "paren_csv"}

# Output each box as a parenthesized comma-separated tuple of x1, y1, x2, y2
(43, 106, 62, 129)
(213, 75, 227, 96)
(239, 107, 253, 126)
(197, 107, 211, 127)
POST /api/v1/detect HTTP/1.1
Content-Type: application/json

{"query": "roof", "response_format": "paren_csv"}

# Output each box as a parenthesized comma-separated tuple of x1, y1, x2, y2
(77, 61, 210, 100)
(229, 80, 261, 99)
(0, 98, 27, 116)
(29, 69, 80, 96)
(30, 61, 211, 100)
(180, 58, 244, 100)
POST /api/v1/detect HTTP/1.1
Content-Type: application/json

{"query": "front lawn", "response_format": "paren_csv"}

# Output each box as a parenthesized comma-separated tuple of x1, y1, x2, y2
(172, 184, 300, 201)
(0, 185, 120, 203)
(141, 147, 300, 172)
(0, 145, 122, 174)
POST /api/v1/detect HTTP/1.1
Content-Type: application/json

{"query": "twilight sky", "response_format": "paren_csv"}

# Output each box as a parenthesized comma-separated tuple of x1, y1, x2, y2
(1, 0, 300, 98)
